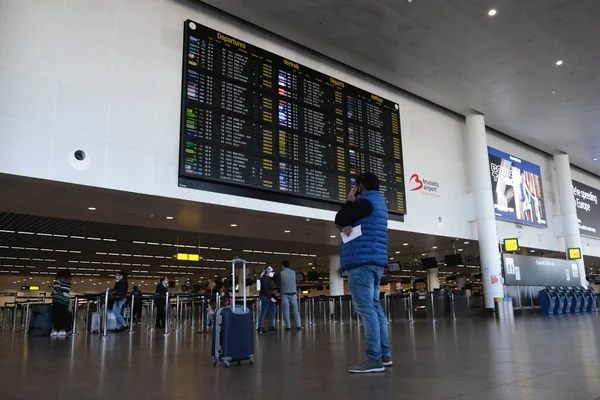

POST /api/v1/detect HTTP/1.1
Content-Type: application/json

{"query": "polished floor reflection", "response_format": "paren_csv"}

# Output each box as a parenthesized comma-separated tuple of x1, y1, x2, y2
(2, 315, 600, 399)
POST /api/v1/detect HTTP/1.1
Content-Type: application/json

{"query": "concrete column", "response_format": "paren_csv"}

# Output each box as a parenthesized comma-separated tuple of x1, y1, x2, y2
(329, 255, 344, 295)
(465, 112, 504, 308)
(427, 268, 440, 291)
(389, 281, 397, 293)
(554, 153, 587, 287)
(456, 276, 467, 290)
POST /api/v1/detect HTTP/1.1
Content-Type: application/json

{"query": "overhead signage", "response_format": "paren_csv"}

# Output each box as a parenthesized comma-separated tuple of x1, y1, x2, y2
(567, 248, 582, 260)
(20, 285, 40, 291)
(179, 21, 406, 215)
(488, 147, 547, 228)
(503, 238, 519, 252)
(503, 253, 580, 286)
(175, 253, 203, 261)
(572, 180, 600, 239)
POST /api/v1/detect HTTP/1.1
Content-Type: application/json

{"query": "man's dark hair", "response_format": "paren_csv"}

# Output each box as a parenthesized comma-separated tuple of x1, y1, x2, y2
(133, 286, 139, 291)
(282, 260, 290, 269)
(356, 172, 380, 191)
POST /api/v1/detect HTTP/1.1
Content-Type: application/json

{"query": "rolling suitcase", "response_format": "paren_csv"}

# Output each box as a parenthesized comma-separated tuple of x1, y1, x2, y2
(28, 304, 53, 336)
(212, 258, 254, 367)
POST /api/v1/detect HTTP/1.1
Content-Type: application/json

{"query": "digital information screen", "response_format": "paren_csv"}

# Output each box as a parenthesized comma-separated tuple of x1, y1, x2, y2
(179, 20, 406, 214)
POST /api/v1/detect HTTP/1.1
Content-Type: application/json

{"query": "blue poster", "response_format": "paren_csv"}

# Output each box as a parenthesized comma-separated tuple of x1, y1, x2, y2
(488, 147, 547, 228)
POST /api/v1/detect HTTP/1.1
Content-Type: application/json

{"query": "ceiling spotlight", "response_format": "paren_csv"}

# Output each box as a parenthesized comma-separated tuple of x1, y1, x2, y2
(395, 251, 400, 254)
(530, 249, 535, 252)
(330, 235, 336, 238)
(166, 216, 174, 220)
(230, 224, 237, 227)
(594, 158, 598, 161)
(88, 207, 96, 211)
(390, 257, 394, 260)
(458, 248, 463, 251)
(284, 230, 291, 233)
(403, 243, 408, 246)
(464, 241, 469, 244)
(488, 9, 497, 16)
(552, 91, 556, 94)
(432, 246, 438, 249)
(556, 60, 563, 66)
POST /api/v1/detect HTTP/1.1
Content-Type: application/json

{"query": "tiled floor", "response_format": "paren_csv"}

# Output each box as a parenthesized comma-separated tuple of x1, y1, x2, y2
(2, 314, 600, 399)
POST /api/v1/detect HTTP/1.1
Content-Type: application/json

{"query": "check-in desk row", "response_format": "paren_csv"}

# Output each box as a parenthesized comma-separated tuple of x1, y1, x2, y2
(539, 286, 596, 315)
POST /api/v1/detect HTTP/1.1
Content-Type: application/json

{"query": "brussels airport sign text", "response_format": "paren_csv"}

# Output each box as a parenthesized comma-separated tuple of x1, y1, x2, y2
(409, 174, 440, 197)
(573, 181, 600, 239)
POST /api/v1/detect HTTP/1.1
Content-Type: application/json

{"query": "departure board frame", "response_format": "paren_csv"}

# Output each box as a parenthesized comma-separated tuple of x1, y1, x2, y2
(178, 20, 406, 216)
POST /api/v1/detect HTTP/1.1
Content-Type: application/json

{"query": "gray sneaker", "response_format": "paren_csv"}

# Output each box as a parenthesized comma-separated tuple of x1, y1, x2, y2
(382, 355, 393, 366)
(348, 358, 385, 373)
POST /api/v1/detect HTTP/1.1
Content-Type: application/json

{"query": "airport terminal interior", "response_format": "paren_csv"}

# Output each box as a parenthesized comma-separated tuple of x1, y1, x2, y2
(3, 0, 600, 398)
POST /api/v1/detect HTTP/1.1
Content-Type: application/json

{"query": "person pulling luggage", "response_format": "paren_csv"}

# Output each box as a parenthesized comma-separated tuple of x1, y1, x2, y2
(111, 271, 129, 332)
(257, 266, 278, 334)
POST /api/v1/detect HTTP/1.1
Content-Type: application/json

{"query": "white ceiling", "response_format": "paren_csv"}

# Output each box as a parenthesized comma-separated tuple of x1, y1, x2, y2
(196, 0, 600, 175)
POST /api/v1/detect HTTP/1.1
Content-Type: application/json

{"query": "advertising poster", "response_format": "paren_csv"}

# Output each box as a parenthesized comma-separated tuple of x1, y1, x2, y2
(488, 147, 547, 227)
(572, 180, 600, 239)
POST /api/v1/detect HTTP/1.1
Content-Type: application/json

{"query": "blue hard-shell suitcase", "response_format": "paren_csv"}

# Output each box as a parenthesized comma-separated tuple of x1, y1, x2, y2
(212, 259, 254, 367)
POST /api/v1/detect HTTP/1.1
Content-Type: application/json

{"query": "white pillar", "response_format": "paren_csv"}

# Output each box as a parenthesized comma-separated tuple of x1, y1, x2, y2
(427, 268, 440, 291)
(465, 112, 504, 308)
(329, 255, 344, 296)
(456, 276, 467, 290)
(554, 153, 587, 287)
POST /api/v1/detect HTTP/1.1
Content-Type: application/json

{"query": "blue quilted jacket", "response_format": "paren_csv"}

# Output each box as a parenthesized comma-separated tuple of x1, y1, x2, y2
(340, 190, 388, 270)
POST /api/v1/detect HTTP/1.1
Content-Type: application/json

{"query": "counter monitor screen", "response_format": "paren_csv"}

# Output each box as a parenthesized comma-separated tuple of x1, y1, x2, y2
(179, 20, 406, 215)
(387, 262, 401, 272)
(296, 273, 305, 282)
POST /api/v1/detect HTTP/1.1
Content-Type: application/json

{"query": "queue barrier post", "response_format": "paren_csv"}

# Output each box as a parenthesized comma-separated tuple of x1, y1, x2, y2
(71, 296, 79, 335)
(164, 292, 170, 335)
(102, 288, 110, 338)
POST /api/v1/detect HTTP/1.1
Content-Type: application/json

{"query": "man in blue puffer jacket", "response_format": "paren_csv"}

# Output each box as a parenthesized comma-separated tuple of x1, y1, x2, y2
(335, 172, 391, 373)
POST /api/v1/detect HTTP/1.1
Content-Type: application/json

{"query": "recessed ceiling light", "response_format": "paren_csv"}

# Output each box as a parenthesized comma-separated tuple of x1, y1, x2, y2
(330, 235, 336, 238)
(458, 248, 463, 251)
(464, 241, 469, 244)
(530, 249, 535, 252)
(556, 60, 563, 66)
(284, 230, 291, 233)
(403, 243, 408, 246)
(88, 207, 96, 211)
(552, 91, 556, 94)
(166, 216, 174, 220)
(395, 251, 400, 254)
(594, 158, 598, 161)
(421, 253, 426, 256)
(230, 224, 237, 227)
(433, 246, 438, 249)
(390, 257, 394, 260)
(488, 9, 497, 16)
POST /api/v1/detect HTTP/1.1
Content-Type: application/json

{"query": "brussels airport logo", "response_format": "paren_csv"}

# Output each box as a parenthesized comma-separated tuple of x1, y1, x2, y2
(409, 174, 440, 197)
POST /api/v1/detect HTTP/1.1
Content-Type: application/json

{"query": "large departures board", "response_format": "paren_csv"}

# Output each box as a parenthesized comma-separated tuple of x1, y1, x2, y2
(179, 20, 406, 215)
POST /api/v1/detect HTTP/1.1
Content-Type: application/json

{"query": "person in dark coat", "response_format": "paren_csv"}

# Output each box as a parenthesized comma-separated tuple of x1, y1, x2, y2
(112, 271, 129, 332)
(155, 276, 169, 329)
(131, 286, 143, 325)
(257, 266, 278, 334)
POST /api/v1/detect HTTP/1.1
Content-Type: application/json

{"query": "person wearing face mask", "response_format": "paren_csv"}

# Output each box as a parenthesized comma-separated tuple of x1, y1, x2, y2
(112, 271, 129, 332)
(257, 266, 278, 334)
(155, 276, 169, 330)
(335, 172, 391, 374)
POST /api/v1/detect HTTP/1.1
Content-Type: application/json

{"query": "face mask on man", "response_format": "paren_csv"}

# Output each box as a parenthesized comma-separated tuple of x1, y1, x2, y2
(115, 275, 121, 281)
(163, 280, 168, 286)
(267, 272, 274, 278)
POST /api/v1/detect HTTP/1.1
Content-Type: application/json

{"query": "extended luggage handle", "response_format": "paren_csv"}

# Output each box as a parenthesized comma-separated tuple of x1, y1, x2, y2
(231, 258, 247, 312)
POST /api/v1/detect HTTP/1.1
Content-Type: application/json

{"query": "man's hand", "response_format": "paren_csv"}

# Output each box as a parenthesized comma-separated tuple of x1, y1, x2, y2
(342, 226, 353, 237)
(347, 186, 357, 202)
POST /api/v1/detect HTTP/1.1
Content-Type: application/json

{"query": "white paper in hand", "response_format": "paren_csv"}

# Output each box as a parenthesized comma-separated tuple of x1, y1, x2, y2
(341, 225, 362, 244)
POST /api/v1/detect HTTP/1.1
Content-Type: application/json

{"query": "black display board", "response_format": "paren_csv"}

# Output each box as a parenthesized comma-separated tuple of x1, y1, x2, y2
(573, 180, 600, 239)
(178, 20, 406, 214)
(503, 254, 581, 287)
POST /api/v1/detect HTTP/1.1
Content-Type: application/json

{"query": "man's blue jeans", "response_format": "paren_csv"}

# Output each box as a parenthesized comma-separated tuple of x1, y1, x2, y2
(112, 298, 126, 327)
(258, 295, 276, 328)
(348, 265, 391, 360)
